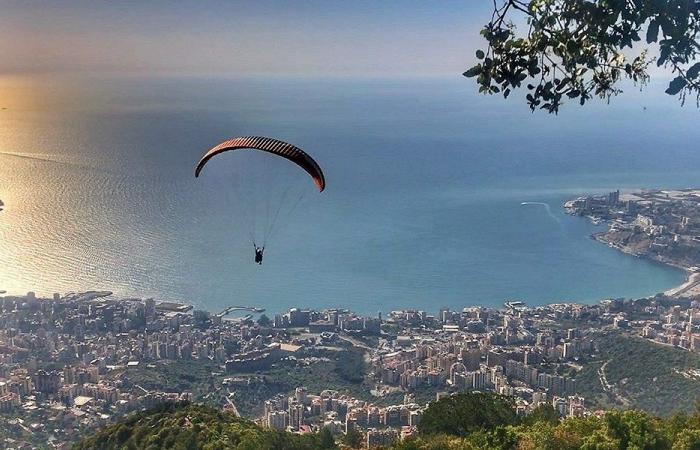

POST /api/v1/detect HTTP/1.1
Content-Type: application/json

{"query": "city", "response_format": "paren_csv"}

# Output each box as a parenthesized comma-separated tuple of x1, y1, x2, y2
(4, 279, 700, 448)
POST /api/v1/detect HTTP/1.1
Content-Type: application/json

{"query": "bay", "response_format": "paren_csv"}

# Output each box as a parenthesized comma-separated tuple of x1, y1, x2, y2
(0, 76, 695, 314)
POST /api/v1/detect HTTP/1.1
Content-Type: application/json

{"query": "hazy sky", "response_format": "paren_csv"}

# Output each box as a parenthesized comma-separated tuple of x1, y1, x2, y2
(1, 1, 491, 77)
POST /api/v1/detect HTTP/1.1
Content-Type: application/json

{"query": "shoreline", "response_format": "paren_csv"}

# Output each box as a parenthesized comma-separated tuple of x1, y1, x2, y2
(665, 272, 700, 297)
(3, 214, 697, 311)
(566, 188, 700, 301)
(593, 232, 698, 298)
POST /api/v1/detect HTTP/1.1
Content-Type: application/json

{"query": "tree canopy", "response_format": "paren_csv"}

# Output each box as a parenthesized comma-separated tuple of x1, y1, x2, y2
(465, 0, 700, 113)
(72, 402, 332, 450)
(73, 395, 700, 450)
(417, 392, 519, 437)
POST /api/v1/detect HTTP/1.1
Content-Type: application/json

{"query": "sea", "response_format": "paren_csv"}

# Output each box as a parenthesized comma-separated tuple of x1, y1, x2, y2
(0, 75, 698, 315)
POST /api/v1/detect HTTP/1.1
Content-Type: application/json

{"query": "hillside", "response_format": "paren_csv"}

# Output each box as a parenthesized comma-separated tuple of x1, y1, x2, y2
(575, 332, 700, 415)
(74, 394, 700, 450)
(71, 402, 333, 450)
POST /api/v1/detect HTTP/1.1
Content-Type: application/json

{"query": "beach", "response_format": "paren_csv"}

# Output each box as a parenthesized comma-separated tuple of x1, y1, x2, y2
(666, 272, 700, 298)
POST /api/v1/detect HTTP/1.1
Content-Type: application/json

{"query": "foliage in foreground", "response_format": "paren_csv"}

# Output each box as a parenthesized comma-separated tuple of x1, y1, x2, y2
(72, 402, 335, 450)
(400, 410, 700, 450)
(402, 392, 700, 450)
(465, 0, 700, 113)
(74, 393, 700, 450)
(417, 392, 519, 437)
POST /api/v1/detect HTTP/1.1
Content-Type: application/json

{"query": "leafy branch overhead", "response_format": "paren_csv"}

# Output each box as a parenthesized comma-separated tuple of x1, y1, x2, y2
(465, 0, 700, 113)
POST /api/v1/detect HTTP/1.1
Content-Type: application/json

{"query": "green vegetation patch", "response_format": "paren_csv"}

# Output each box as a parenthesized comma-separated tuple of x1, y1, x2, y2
(231, 348, 378, 416)
(418, 392, 518, 437)
(573, 360, 612, 410)
(78, 394, 700, 449)
(577, 332, 700, 415)
(72, 403, 334, 450)
(112, 360, 221, 397)
(334, 347, 366, 383)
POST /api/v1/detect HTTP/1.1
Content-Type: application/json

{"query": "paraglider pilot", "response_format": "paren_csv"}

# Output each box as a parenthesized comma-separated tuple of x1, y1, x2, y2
(254, 245, 265, 265)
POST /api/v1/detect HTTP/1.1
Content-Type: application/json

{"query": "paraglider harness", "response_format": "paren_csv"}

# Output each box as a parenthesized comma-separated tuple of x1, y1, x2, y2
(254, 244, 265, 265)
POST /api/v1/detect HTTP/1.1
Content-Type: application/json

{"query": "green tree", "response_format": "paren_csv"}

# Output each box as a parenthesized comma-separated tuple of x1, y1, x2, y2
(318, 427, 337, 449)
(335, 348, 366, 384)
(341, 427, 363, 449)
(515, 421, 561, 450)
(604, 410, 667, 450)
(257, 314, 271, 327)
(672, 429, 700, 450)
(523, 404, 561, 426)
(71, 402, 329, 450)
(417, 392, 518, 437)
(392, 435, 477, 450)
(465, 0, 700, 113)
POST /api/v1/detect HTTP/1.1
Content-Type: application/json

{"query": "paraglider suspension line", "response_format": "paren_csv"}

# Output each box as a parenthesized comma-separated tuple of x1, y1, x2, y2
(263, 184, 292, 246)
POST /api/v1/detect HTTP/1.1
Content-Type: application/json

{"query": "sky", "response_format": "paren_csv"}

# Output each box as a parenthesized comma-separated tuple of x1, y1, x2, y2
(0, 0, 493, 78)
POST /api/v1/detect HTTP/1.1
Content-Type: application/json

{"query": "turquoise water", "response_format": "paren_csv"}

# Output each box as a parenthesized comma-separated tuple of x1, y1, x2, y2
(0, 76, 695, 314)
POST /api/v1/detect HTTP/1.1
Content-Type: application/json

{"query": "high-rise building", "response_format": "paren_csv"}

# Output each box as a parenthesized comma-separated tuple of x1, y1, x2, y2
(35, 370, 61, 394)
(288, 403, 304, 430)
(367, 429, 398, 448)
(145, 298, 156, 321)
(266, 410, 288, 431)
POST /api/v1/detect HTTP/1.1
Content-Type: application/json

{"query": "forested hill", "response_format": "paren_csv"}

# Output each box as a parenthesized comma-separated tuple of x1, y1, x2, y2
(74, 394, 700, 450)
(71, 402, 333, 450)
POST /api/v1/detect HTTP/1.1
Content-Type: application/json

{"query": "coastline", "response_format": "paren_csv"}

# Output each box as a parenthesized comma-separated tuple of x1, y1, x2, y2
(665, 271, 700, 297)
(592, 232, 698, 298)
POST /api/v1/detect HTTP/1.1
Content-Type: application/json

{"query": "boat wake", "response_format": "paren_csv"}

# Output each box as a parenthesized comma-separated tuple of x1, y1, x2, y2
(0, 151, 107, 175)
(0, 151, 78, 167)
(521, 201, 561, 223)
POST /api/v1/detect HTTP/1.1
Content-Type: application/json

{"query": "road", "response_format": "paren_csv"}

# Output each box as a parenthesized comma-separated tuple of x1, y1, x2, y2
(598, 359, 630, 406)
(225, 391, 241, 417)
(337, 333, 373, 351)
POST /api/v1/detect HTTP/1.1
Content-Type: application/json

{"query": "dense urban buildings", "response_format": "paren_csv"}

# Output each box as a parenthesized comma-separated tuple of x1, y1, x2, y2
(0, 288, 589, 448)
(4, 283, 700, 448)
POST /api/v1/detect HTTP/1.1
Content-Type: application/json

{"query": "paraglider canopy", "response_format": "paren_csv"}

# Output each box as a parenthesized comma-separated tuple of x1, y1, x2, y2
(194, 136, 325, 192)
(194, 136, 325, 258)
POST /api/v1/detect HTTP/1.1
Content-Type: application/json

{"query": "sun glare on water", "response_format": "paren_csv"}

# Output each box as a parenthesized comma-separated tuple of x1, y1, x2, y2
(0, 76, 72, 296)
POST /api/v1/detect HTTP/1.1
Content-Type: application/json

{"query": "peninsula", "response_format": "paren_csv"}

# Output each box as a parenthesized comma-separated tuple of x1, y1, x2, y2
(565, 189, 700, 297)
